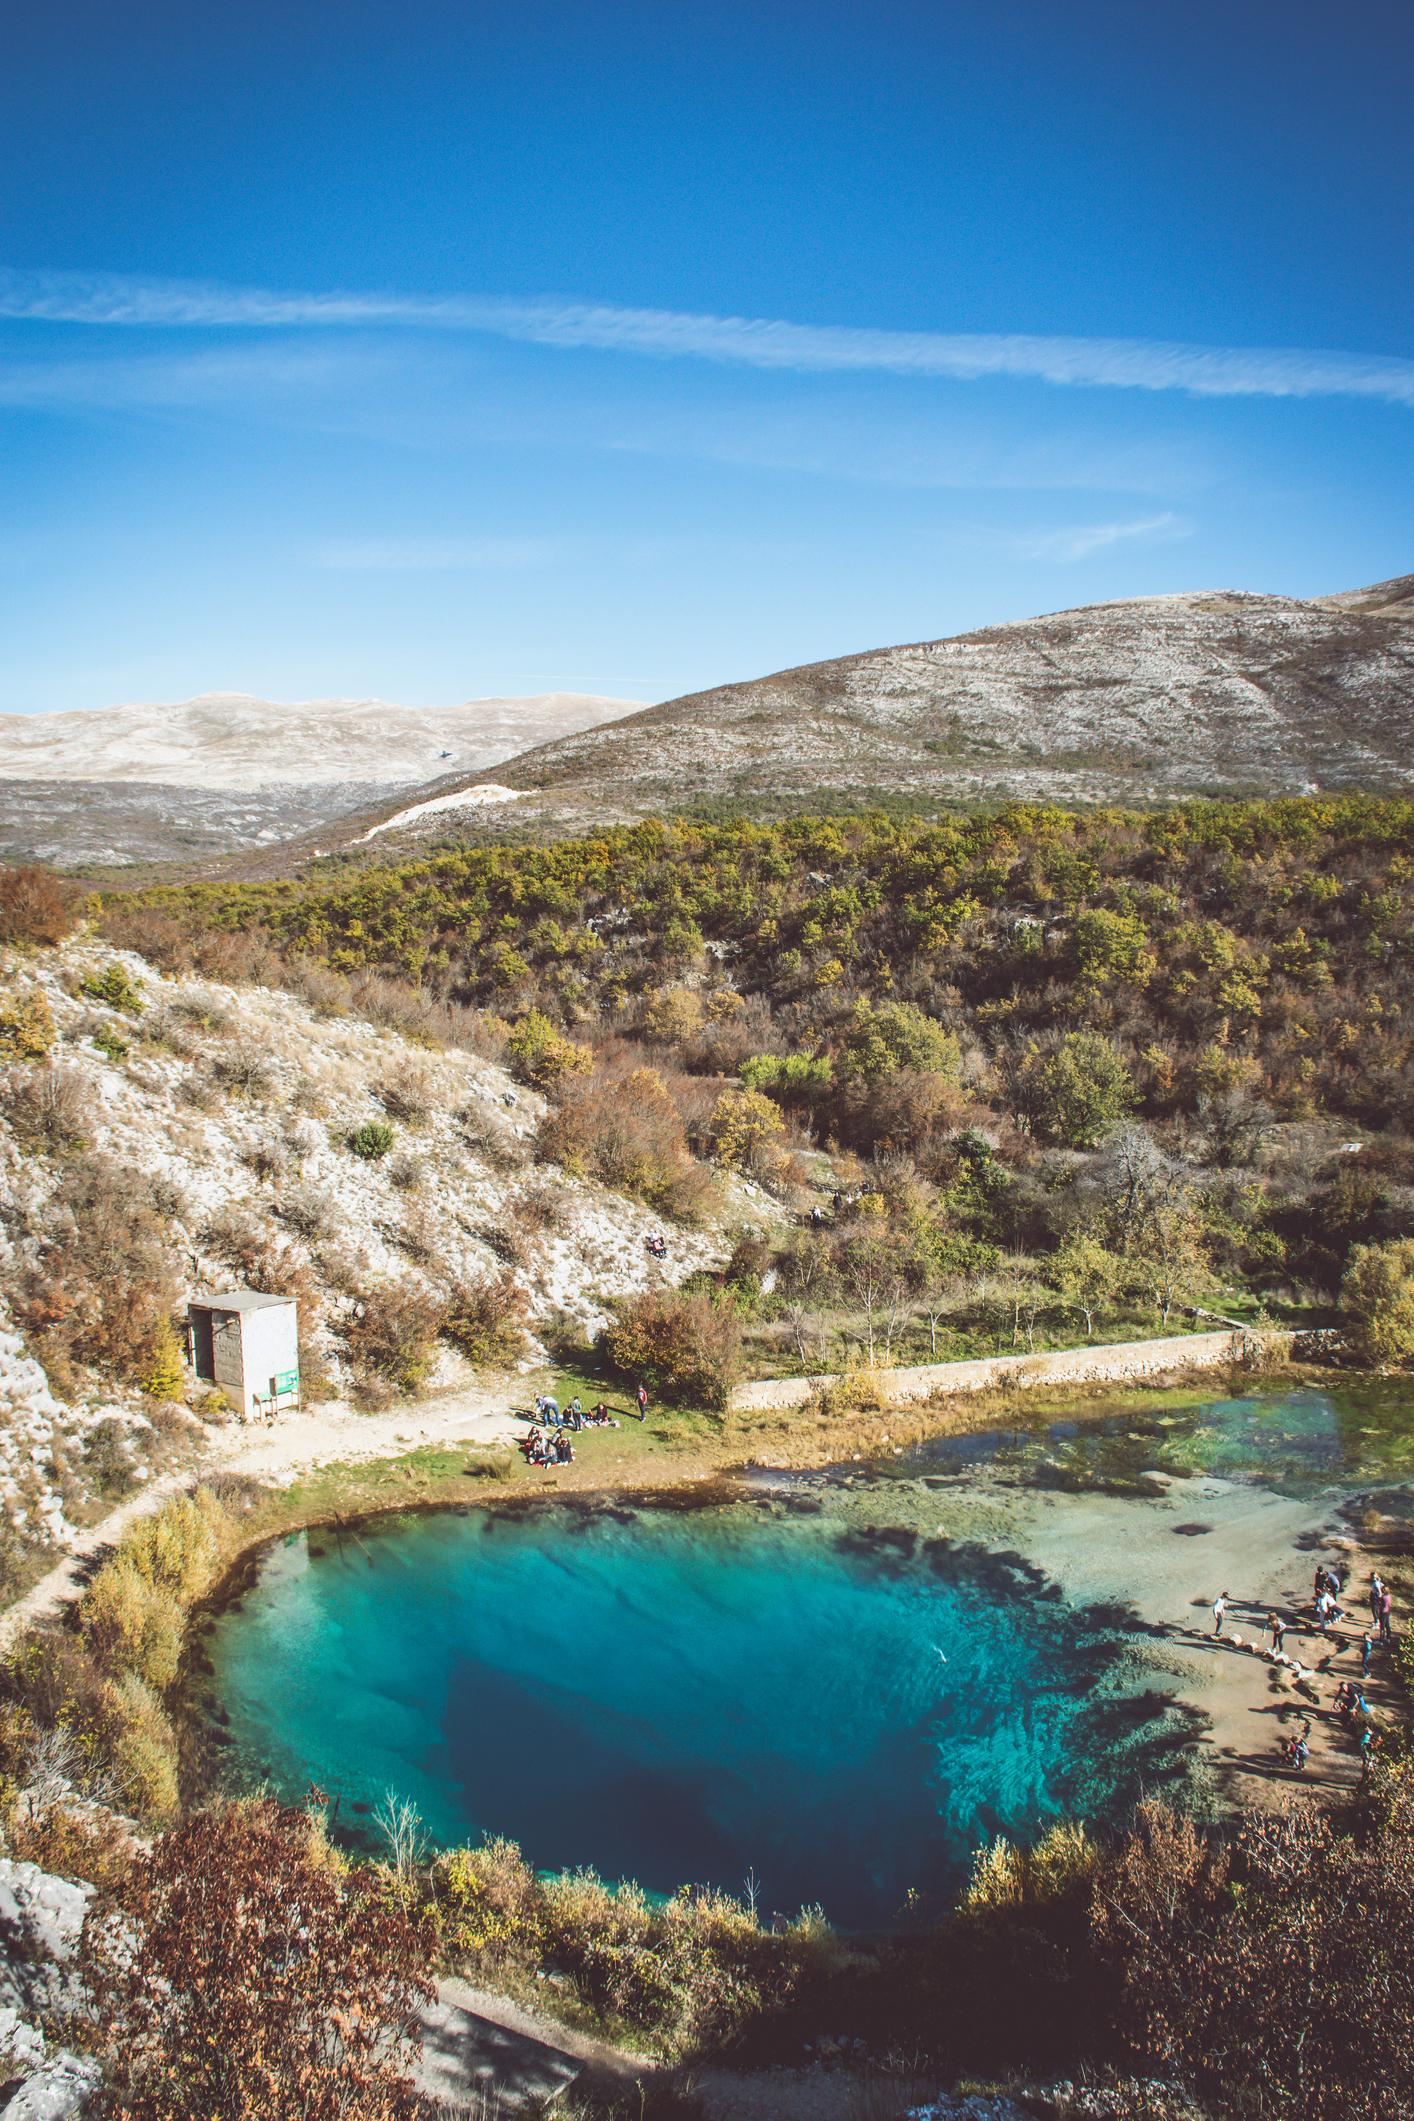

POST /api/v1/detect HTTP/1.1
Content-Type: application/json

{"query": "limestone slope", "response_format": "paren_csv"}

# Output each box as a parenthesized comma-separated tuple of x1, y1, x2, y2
(0, 690, 636, 865)
(338, 576, 1414, 852)
(0, 939, 738, 1576)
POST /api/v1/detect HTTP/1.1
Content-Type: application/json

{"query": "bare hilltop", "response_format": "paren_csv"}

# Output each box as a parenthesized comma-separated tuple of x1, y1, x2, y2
(0, 690, 634, 866)
(7, 573, 1414, 870)
(395, 574, 1410, 847)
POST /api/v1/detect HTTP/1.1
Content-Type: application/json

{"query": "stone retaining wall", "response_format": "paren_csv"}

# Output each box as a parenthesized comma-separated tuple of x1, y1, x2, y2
(729, 1327, 1279, 1414)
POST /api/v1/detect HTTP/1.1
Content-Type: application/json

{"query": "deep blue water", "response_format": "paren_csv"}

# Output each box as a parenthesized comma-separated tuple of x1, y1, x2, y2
(199, 1383, 1414, 1927)
(201, 1496, 1185, 1926)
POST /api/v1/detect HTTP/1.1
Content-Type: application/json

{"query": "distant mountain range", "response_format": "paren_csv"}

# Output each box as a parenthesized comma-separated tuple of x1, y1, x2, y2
(340, 574, 1412, 852)
(7, 575, 1414, 870)
(0, 691, 634, 865)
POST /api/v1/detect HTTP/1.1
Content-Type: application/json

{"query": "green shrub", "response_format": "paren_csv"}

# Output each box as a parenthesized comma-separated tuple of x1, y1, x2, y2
(1012, 1031, 1135, 1148)
(506, 1008, 593, 1090)
(80, 960, 145, 1014)
(842, 999, 960, 1083)
(349, 1118, 396, 1160)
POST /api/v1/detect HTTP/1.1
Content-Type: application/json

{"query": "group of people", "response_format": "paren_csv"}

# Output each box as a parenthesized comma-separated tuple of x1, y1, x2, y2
(531, 1390, 622, 1431)
(1210, 1560, 1397, 1780)
(522, 1426, 578, 1467)
(519, 1384, 649, 1469)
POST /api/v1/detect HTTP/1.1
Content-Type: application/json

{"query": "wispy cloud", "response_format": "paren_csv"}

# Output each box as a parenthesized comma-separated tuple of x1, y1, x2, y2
(4, 268, 1414, 409)
(1008, 511, 1193, 563)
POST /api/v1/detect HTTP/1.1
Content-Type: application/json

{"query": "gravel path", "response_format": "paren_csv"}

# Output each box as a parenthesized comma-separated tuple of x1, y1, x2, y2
(0, 1378, 524, 1654)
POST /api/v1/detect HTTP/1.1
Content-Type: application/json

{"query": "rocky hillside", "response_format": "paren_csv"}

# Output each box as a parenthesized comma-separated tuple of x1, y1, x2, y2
(0, 936, 740, 1584)
(0, 689, 634, 867)
(335, 576, 1414, 853)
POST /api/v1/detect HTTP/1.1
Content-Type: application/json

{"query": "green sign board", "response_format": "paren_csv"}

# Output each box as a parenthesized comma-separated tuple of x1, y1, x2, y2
(272, 1369, 300, 1395)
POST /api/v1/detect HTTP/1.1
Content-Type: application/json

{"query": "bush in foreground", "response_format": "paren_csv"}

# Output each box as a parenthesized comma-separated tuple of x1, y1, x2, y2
(82, 1798, 433, 2119)
(429, 1832, 844, 2055)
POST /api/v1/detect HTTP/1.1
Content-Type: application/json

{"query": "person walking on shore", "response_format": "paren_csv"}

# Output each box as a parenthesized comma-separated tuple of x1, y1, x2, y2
(1213, 1591, 1228, 1637)
(1380, 1585, 1394, 1642)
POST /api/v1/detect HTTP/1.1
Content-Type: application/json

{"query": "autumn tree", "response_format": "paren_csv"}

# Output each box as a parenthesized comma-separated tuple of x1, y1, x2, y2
(1011, 1032, 1135, 1149)
(82, 1798, 433, 2120)
(600, 1286, 744, 1408)
(1092, 1124, 1213, 1325)
(1052, 1231, 1131, 1341)
(1092, 1794, 1414, 2118)
(708, 1087, 785, 1171)
(1341, 1238, 1414, 1366)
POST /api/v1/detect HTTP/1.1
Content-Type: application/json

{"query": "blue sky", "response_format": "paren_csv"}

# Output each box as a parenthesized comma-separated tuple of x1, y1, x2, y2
(3, 0, 1412, 713)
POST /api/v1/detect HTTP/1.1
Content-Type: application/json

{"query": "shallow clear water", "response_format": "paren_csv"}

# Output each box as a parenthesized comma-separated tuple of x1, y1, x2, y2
(897, 1380, 1414, 1500)
(199, 1381, 1414, 1927)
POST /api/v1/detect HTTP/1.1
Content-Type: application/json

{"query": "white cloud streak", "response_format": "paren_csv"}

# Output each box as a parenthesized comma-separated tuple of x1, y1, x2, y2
(3, 269, 1414, 409)
(1009, 511, 1193, 563)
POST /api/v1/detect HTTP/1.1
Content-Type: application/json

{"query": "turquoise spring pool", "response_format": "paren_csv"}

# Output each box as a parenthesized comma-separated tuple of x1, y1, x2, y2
(197, 1382, 1414, 1927)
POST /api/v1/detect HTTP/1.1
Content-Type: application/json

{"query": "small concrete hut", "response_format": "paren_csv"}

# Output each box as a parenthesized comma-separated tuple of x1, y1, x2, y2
(187, 1291, 300, 1420)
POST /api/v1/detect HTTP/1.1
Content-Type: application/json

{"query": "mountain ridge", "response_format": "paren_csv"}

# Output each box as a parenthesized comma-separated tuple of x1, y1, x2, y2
(326, 575, 1414, 852)
(0, 689, 636, 789)
(0, 689, 636, 866)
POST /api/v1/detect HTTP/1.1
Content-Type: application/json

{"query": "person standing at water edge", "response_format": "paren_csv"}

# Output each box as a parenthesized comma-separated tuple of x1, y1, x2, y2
(1213, 1591, 1228, 1636)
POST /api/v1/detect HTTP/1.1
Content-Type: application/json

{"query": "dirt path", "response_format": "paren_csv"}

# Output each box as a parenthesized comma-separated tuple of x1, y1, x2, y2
(0, 1378, 526, 1654)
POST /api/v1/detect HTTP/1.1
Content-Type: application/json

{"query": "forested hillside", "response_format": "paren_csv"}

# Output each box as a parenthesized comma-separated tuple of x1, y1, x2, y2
(100, 797, 1414, 1362)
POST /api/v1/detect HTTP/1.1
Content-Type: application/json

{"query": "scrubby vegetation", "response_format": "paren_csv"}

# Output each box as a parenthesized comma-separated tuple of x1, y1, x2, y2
(600, 1285, 744, 1408)
(426, 1833, 843, 2054)
(1, 1488, 233, 1824)
(81, 1798, 432, 2118)
(8, 1155, 184, 1397)
(98, 798, 1414, 1370)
